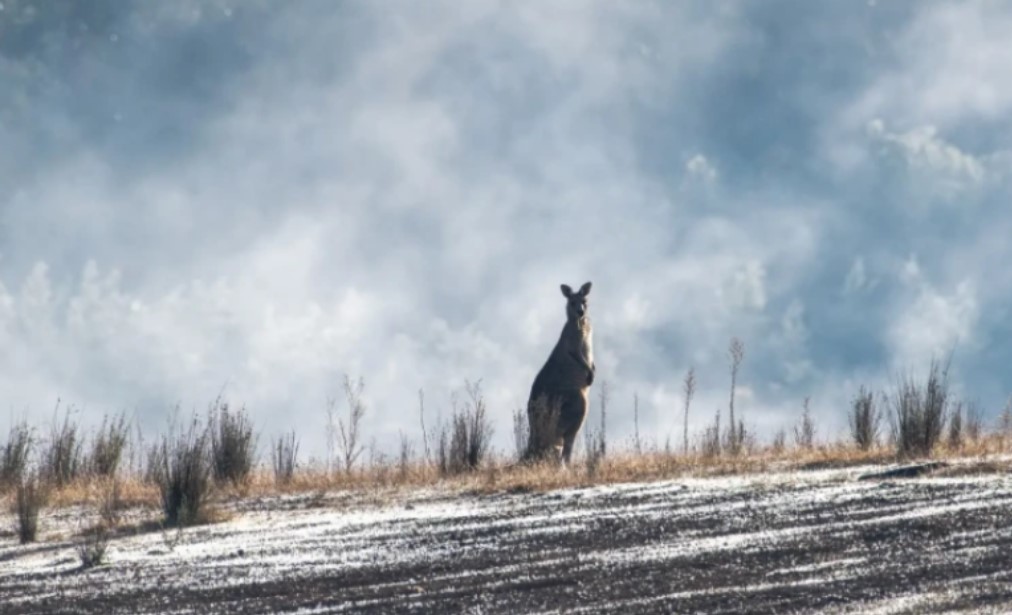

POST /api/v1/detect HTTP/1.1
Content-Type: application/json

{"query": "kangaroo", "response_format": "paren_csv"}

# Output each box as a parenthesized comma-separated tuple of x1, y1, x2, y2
(526, 281, 595, 464)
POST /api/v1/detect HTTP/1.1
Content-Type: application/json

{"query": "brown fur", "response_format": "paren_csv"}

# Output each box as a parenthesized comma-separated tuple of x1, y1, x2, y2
(526, 282, 595, 464)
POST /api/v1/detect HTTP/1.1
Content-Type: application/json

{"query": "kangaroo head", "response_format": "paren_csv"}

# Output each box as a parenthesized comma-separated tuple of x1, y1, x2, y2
(560, 282, 592, 321)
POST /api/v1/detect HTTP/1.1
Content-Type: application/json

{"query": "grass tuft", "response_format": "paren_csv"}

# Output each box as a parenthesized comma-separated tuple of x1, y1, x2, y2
(891, 359, 950, 458)
(42, 405, 83, 487)
(14, 473, 49, 543)
(438, 381, 493, 475)
(149, 418, 213, 527)
(76, 524, 110, 570)
(272, 431, 299, 487)
(89, 413, 130, 478)
(849, 387, 881, 451)
(1, 420, 33, 491)
(209, 402, 257, 486)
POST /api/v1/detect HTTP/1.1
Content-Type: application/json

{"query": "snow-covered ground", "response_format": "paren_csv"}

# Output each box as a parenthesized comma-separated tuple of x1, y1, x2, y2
(3, 462, 1012, 613)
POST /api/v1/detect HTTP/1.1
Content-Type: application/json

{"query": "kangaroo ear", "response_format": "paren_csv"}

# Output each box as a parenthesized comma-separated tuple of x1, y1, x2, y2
(560, 284, 573, 298)
(579, 281, 592, 296)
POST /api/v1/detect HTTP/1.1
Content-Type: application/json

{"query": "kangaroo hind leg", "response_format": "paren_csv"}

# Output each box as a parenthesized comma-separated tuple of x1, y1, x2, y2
(559, 392, 589, 465)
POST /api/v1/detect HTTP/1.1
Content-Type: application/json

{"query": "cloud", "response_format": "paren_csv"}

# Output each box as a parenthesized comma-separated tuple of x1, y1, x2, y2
(686, 154, 718, 184)
(867, 120, 984, 188)
(848, 3, 1012, 129)
(0, 1, 765, 452)
(724, 260, 767, 311)
(4, 1, 1012, 458)
(887, 258, 978, 372)
(844, 258, 869, 295)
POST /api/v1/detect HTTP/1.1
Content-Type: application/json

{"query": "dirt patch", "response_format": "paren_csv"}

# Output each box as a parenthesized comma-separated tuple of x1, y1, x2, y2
(3, 469, 1012, 613)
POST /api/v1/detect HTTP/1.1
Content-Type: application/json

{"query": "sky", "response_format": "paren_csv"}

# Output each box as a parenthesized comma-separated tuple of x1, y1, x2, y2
(2, 0, 1011, 460)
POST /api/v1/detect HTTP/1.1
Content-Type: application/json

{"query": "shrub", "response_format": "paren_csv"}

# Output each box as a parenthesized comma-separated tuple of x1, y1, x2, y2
(149, 418, 213, 527)
(770, 428, 787, 454)
(98, 478, 123, 528)
(208, 402, 257, 485)
(336, 375, 367, 473)
(701, 409, 722, 458)
(584, 424, 606, 479)
(682, 368, 696, 456)
(89, 414, 130, 477)
(632, 393, 642, 454)
(849, 387, 881, 451)
(271, 431, 299, 486)
(794, 397, 816, 449)
(725, 338, 746, 456)
(891, 360, 950, 458)
(14, 473, 48, 544)
(397, 432, 413, 481)
(418, 389, 431, 464)
(965, 402, 983, 442)
(42, 407, 83, 487)
(1, 420, 33, 491)
(947, 401, 964, 451)
(438, 381, 493, 475)
(999, 397, 1012, 449)
(77, 525, 110, 570)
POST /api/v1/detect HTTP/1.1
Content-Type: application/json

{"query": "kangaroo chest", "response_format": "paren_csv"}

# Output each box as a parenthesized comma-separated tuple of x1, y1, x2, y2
(580, 328, 593, 363)
(564, 319, 593, 365)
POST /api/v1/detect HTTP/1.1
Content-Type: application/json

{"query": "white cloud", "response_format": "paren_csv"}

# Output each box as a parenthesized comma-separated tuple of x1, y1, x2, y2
(779, 300, 807, 348)
(867, 119, 985, 193)
(844, 257, 869, 294)
(827, 3, 1012, 180)
(686, 154, 718, 184)
(0, 2, 772, 454)
(888, 265, 978, 372)
(16, 3, 1012, 455)
(847, 4, 1012, 129)
(723, 260, 767, 311)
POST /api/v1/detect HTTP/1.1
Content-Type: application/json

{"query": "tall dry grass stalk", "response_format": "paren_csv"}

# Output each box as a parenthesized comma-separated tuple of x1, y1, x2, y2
(272, 431, 299, 486)
(337, 375, 367, 473)
(795, 397, 816, 449)
(1, 420, 33, 490)
(682, 367, 696, 456)
(42, 404, 83, 487)
(726, 338, 746, 456)
(89, 413, 130, 477)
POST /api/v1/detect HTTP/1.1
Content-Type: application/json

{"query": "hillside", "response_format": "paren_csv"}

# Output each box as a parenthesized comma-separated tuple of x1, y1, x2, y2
(3, 459, 1012, 614)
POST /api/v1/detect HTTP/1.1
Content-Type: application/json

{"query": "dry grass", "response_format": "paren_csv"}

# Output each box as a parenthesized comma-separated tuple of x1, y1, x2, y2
(76, 524, 110, 569)
(41, 407, 84, 487)
(14, 474, 49, 543)
(1, 421, 33, 491)
(4, 431, 1011, 523)
(36, 475, 159, 509)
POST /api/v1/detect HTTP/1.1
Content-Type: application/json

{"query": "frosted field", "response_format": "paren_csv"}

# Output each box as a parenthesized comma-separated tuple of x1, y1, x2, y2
(3, 462, 1012, 614)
